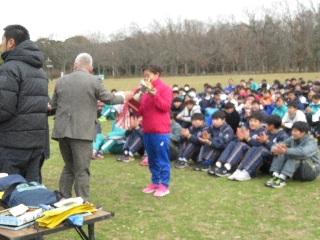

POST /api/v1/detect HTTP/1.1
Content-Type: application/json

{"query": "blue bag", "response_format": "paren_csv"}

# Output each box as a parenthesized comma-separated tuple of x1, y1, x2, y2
(0, 174, 57, 208)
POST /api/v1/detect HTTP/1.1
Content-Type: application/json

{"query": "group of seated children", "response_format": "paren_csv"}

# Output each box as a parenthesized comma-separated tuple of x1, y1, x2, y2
(174, 109, 320, 188)
(93, 77, 320, 188)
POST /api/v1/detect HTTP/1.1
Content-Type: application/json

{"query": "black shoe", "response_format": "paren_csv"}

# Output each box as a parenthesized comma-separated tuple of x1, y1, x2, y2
(194, 162, 204, 171)
(270, 177, 286, 188)
(174, 160, 189, 169)
(208, 165, 216, 175)
(215, 165, 232, 177)
(200, 163, 210, 172)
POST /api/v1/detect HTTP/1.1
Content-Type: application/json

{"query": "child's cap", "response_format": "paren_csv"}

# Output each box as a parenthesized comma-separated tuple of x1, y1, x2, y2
(172, 86, 179, 91)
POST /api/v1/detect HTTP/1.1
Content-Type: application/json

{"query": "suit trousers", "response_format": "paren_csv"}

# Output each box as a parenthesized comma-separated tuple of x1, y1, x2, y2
(58, 138, 92, 202)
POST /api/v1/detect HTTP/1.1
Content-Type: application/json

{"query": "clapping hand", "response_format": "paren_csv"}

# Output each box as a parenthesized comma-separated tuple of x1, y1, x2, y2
(256, 132, 268, 143)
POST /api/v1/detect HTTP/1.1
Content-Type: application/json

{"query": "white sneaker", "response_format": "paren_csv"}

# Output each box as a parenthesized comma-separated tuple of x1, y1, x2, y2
(228, 169, 242, 180)
(234, 169, 251, 181)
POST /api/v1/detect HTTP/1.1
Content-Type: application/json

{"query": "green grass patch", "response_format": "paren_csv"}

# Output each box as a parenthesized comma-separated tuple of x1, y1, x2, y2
(44, 73, 320, 239)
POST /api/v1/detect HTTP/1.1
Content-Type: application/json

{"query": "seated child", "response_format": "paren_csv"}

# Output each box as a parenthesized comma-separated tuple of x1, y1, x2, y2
(271, 97, 288, 119)
(117, 113, 144, 163)
(169, 112, 182, 161)
(174, 113, 209, 169)
(194, 110, 234, 171)
(282, 101, 307, 135)
(266, 121, 320, 188)
(98, 89, 118, 121)
(228, 114, 288, 181)
(171, 97, 185, 118)
(211, 112, 266, 177)
(305, 94, 320, 124)
(224, 102, 240, 134)
(176, 99, 201, 128)
(243, 100, 266, 127)
(92, 105, 125, 159)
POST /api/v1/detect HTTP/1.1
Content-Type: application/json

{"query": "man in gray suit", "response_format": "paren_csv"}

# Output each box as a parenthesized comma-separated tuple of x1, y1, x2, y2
(51, 53, 133, 202)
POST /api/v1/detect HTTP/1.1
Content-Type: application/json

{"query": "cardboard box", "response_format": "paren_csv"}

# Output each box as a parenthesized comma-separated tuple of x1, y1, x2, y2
(0, 207, 43, 226)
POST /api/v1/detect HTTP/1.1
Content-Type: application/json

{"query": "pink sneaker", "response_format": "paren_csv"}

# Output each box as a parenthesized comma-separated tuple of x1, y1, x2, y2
(142, 183, 159, 193)
(140, 156, 148, 166)
(153, 184, 170, 197)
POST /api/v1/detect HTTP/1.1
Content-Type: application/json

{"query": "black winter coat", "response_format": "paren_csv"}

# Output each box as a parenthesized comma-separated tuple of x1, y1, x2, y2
(0, 40, 48, 149)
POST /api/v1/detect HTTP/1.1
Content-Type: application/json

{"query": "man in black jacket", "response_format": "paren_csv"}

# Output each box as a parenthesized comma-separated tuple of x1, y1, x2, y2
(0, 25, 48, 182)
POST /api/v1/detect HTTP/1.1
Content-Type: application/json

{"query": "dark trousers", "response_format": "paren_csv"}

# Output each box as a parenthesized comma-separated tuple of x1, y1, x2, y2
(198, 145, 222, 164)
(219, 141, 249, 167)
(123, 131, 144, 155)
(178, 141, 199, 160)
(238, 146, 271, 175)
(0, 147, 43, 182)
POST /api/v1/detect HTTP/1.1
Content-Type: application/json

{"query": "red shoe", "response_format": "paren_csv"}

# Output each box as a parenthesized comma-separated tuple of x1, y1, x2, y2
(140, 156, 148, 166)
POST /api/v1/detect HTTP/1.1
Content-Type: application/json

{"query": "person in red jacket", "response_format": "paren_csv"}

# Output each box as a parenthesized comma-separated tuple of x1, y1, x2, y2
(138, 65, 173, 197)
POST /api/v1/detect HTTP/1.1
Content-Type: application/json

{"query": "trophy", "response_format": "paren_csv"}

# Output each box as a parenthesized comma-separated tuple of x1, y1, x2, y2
(133, 78, 154, 102)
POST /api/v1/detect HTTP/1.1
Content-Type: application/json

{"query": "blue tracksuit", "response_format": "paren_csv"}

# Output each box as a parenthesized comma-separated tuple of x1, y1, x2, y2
(143, 133, 170, 187)
(218, 126, 266, 168)
(123, 125, 144, 155)
(178, 124, 210, 161)
(198, 122, 234, 164)
(238, 129, 288, 175)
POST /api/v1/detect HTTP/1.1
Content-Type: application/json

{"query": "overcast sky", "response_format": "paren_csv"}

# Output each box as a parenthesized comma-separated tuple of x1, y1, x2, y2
(2, 0, 318, 41)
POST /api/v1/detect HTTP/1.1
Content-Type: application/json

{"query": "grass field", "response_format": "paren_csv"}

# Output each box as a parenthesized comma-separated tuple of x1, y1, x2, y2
(43, 73, 320, 240)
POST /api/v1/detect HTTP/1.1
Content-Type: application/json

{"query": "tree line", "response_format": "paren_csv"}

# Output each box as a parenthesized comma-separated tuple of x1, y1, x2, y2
(34, 1, 320, 78)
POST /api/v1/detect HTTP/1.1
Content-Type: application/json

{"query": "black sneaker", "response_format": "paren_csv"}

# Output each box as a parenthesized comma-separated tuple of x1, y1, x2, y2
(208, 165, 217, 175)
(200, 163, 210, 172)
(174, 160, 189, 169)
(265, 175, 278, 187)
(215, 165, 232, 177)
(194, 162, 204, 171)
(270, 177, 286, 188)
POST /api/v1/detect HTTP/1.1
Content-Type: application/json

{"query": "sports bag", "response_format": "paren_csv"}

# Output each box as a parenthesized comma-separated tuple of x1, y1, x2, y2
(0, 174, 58, 208)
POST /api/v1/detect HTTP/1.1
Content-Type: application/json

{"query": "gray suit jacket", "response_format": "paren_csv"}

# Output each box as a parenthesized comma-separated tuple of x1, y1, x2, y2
(51, 69, 124, 141)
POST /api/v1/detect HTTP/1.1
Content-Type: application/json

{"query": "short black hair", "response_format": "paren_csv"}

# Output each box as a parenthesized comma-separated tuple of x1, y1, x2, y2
(292, 121, 309, 133)
(191, 113, 204, 121)
(212, 110, 225, 119)
(185, 99, 195, 105)
(265, 114, 282, 129)
(287, 101, 298, 109)
(249, 112, 263, 122)
(213, 90, 221, 96)
(130, 112, 138, 118)
(173, 97, 183, 102)
(224, 102, 235, 109)
(142, 65, 163, 76)
(252, 100, 260, 105)
(3, 25, 30, 46)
